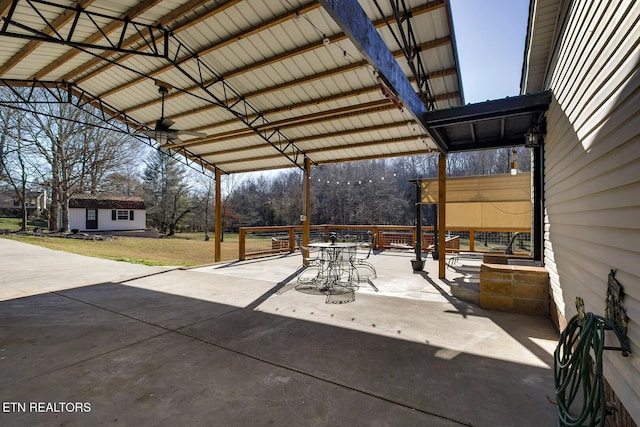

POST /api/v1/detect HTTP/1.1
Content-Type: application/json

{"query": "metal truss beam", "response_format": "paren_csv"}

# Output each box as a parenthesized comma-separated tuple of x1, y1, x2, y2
(318, 0, 447, 153)
(0, 79, 220, 179)
(158, 33, 306, 169)
(0, 2, 307, 169)
(374, 0, 441, 111)
(97, 1, 442, 102)
(0, 0, 169, 58)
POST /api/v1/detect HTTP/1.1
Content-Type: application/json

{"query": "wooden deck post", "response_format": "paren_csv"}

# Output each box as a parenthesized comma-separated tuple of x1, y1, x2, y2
(238, 228, 245, 261)
(302, 157, 311, 264)
(438, 153, 446, 279)
(214, 168, 222, 262)
(288, 227, 295, 253)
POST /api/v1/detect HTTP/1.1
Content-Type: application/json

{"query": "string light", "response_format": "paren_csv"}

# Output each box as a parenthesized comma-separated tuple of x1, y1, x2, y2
(287, 0, 362, 66)
(310, 174, 401, 185)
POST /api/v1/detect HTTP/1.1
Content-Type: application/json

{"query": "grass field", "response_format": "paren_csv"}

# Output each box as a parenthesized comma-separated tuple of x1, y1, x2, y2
(1, 217, 40, 230)
(1, 231, 240, 266)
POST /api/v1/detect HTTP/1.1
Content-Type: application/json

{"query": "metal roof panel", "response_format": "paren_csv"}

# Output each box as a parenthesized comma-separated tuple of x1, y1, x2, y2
(0, 0, 463, 174)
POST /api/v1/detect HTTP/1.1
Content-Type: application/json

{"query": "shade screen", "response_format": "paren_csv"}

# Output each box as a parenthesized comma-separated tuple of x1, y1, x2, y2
(421, 173, 531, 228)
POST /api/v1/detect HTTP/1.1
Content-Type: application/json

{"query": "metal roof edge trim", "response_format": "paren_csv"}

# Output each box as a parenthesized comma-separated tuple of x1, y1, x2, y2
(422, 90, 552, 127)
(519, 0, 536, 94)
(444, 0, 465, 104)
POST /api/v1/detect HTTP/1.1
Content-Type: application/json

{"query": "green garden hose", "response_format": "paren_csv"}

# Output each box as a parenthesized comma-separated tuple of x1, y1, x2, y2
(554, 311, 629, 426)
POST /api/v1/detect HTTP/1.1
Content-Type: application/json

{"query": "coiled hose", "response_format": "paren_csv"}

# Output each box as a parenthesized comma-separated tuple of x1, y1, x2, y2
(554, 311, 629, 426)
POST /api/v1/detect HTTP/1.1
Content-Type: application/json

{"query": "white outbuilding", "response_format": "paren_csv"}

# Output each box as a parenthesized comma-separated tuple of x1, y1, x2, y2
(68, 194, 146, 232)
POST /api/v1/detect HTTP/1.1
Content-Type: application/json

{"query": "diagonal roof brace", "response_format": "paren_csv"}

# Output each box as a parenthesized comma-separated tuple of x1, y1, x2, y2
(0, 0, 170, 58)
(318, 0, 447, 154)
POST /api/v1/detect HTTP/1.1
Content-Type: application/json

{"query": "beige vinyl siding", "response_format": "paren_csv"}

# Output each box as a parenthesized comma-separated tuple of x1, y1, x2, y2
(542, 0, 640, 421)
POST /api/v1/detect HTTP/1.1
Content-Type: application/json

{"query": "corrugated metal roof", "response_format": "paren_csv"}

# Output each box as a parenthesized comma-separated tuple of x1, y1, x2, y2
(0, 0, 463, 175)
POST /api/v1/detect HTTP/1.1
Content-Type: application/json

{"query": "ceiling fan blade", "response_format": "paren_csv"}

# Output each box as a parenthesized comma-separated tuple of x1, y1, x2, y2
(136, 130, 155, 138)
(159, 118, 175, 129)
(175, 130, 207, 138)
(135, 129, 180, 144)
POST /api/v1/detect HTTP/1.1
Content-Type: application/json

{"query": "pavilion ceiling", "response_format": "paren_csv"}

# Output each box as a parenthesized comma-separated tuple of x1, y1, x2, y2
(0, 0, 463, 174)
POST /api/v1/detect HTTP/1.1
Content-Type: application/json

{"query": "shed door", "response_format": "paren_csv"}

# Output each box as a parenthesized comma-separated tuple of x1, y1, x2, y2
(86, 209, 98, 230)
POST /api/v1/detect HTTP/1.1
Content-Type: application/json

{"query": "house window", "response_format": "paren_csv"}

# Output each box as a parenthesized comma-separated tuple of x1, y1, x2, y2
(112, 209, 135, 221)
(87, 210, 96, 221)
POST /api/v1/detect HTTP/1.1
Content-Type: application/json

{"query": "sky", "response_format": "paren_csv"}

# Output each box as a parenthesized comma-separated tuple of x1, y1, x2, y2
(449, 0, 530, 103)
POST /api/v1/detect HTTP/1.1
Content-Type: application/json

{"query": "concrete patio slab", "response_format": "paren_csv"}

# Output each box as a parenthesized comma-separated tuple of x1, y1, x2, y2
(0, 238, 560, 426)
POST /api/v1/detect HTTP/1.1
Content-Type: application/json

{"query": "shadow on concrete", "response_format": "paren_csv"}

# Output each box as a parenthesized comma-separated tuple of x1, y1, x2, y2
(418, 271, 474, 319)
(0, 280, 558, 427)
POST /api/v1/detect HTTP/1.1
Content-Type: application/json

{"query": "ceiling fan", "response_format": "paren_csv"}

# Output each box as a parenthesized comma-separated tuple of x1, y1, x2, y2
(138, 80, 206, 144)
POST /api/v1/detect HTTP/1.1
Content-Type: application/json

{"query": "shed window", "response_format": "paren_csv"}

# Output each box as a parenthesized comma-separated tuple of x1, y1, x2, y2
(112, 209, 136, 220)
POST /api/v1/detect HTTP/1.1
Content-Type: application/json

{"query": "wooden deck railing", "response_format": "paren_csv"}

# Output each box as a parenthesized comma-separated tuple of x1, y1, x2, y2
(238, 224, 531, 260)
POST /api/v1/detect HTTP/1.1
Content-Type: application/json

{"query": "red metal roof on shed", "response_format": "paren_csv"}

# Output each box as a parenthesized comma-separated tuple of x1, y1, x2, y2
(69, 195, 145, 210)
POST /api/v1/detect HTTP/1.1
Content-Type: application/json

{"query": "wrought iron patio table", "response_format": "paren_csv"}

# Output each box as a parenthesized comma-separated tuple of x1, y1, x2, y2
(305, 242, 359, 291)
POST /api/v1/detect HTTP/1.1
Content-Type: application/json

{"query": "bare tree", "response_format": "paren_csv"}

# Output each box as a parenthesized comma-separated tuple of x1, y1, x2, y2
(76, 120, 140, 194)
(0, 103, 31, 230)
(189, 171, 215, 240)
(0, 89, 143, 232)
(26, 100, 88, 231)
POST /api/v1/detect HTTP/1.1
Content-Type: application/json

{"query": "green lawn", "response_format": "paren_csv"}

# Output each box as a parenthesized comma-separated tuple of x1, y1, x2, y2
(1, 232, 239, 266)
(0, 217, 47, 231)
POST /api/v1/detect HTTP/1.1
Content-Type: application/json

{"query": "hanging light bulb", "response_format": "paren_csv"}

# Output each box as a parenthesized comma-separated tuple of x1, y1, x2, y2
(510, 148, 518, 175)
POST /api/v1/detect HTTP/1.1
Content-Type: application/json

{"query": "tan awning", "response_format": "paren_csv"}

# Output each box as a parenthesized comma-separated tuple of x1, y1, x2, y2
(421, 173, 531, 228)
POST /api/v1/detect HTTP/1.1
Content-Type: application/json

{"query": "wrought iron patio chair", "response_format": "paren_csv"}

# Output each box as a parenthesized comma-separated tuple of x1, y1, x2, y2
(350, 232, 377, 279)
(296, 242, 325, 285)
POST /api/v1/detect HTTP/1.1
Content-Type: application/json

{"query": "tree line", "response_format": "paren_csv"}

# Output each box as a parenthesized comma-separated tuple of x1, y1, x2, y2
(0, 87, 530, 235)
(225, 148, 530, 231)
